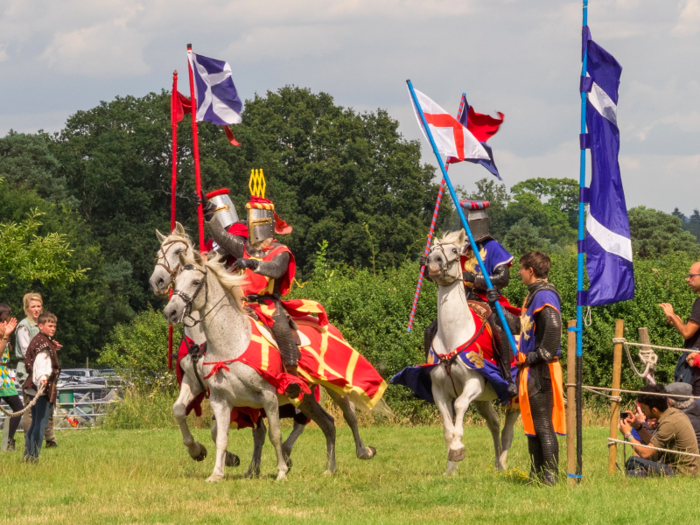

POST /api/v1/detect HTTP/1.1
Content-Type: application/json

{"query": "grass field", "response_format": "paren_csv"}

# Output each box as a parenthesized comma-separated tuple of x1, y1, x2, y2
(1, 423, 697, 524)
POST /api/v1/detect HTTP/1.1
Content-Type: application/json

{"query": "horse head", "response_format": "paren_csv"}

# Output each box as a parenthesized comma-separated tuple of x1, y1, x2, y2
(164, 250, 246, 327)
(426, 230, 466, 286)
(149, 222, 194, 296)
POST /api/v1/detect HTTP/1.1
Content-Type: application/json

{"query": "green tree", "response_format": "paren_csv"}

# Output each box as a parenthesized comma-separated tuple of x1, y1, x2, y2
(0, 131, 72, 205)
(628, 206, 698, 258)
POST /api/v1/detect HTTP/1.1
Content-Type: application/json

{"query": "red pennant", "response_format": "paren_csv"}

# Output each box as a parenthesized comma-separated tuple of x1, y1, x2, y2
(223, 126, 241, 146)
(171, 92, 192, 125)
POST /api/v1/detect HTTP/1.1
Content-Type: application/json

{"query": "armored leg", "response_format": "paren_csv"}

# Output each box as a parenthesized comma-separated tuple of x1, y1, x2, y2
(424, 320, 438, 361)
(491, 311, 518, 398)
(270, 301, 302, 398)
(528, 375, 558, 485)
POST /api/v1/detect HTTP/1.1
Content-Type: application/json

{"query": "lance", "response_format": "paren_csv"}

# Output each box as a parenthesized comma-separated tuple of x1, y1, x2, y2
(407, 94, 467, 333)
(167, 70, 179, 370)
(187, 44, 206, 252)
(406, 80, 519, 362)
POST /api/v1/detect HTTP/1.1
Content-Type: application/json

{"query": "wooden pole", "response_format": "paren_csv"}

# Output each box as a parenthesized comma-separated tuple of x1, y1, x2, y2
(608, 319, 624, 474)
(567, 319, 577, 484)
(638, 327, 654, 384)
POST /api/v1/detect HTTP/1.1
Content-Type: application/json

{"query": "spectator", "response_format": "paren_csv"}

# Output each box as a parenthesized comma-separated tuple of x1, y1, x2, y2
(22, 312, 61, 463)
(17, 293, 58, 448)
(619, 384, 699, 477)
(0, 304, 24, 451)
(659, 262, 700, 394)
(666, 382, 700, 446)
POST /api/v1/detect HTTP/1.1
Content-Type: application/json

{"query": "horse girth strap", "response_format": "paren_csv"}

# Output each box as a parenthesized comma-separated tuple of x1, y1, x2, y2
(184, 338, 208, 397)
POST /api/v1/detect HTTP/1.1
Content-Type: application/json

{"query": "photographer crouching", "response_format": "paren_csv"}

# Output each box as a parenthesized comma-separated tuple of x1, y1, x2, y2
(618, 384, 699, 477)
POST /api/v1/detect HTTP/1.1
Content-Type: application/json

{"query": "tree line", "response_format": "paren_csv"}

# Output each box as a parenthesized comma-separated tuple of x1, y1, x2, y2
(1, 86, 699, 372)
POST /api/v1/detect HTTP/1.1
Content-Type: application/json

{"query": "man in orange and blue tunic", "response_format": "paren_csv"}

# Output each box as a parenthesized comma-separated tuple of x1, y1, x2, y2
(201, 190, 303, 398)
(515, 250, 566, 485)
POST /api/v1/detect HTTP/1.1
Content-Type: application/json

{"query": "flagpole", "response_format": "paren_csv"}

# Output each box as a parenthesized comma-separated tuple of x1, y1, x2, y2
(187, 44, 206, 252)
(407, 94, 467, 333)
(168, 69, 179, 371)
(575, 0, 590, 481)
(406, 80, 519, 358)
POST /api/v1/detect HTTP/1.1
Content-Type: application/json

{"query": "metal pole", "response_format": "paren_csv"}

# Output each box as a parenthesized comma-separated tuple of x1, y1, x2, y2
(408, 94, 467, 332)
(566, 319, 577, 484)
(576, 0, 590, 480)
(406, 80, 518, 357)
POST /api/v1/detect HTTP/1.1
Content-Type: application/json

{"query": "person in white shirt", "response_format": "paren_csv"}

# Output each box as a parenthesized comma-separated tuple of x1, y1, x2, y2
(22, 312, 61, 463)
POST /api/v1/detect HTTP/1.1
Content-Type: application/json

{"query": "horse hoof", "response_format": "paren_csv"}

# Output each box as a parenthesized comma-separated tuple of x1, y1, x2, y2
(359, 446, 377, 460)
(243, 469, 259, 479)
(225, 452, 240, 467)
(322, 469, 334, 476)
(444, 461, 458, 476)
(448, 447, 465, 462)
(285, 457, 293, 470)
(191, 443, 207, 462)
(206, 474, 224, 483)
(276, 471, 288, 482)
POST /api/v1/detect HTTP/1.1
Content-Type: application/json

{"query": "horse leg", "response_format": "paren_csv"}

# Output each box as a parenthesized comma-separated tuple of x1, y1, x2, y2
(173, 374, 207, 461)
(281, 420, 305, 467)
(299, 394, 337, 475)
(325, 388, 376, 460)
(206, 398, 231, 483)
(499, 408, 520, 471)
(432, 383, 458, 475)
(261, 392, 288, 481)
(449, 375, 483, 464)
(474, 400, 503, 470)
(209, 420, 240, 468)
(245, 419, 266, 478)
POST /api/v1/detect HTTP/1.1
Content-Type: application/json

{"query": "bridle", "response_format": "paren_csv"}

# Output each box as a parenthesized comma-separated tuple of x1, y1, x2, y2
(153, 239, 189, 296)
(428, 241, 464, 283)
(171, 264, 241, 329)
(171, 264, 209, 327)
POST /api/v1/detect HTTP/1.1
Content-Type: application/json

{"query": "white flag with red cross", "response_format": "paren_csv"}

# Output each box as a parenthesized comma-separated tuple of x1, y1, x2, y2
(408, 87, 489, 162)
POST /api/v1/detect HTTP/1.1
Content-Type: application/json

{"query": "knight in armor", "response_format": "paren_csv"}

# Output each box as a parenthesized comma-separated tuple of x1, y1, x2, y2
(422, 200, 519, 398)
(515, 250, 565, 485)
(200, 173, 302, 399)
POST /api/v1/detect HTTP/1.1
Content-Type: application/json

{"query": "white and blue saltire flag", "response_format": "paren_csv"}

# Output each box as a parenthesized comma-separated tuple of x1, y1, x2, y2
(187, 52, 243, 126)
(580, 27, 634, 306)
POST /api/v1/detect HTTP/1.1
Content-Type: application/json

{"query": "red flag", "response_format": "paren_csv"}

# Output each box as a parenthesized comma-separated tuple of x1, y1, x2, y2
(171, 92, 192, 125)
(223, 126, 241, 146)
(465, 106, 504, 143)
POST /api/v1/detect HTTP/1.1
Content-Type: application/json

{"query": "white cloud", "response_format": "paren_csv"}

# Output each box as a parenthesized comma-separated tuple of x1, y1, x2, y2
(673, 0, 700, 37)
(39, 4, 150, 78)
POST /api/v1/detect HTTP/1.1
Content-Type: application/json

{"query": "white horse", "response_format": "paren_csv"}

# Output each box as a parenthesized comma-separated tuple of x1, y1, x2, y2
(149, 224, 375, 476)
(164, 250, 338, 481)
(425, 230, 520, 476)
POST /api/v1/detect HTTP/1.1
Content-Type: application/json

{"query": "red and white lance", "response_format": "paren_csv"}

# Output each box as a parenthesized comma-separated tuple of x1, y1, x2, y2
(406, 94, 467, 333)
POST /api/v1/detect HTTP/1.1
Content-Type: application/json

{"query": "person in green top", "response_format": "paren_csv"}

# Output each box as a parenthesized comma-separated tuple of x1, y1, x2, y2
(0, 304, 25, 451)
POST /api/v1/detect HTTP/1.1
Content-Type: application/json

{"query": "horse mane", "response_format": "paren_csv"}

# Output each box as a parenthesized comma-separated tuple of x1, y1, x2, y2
(437, 229, 465, 247)
(181, 251, 247, 314)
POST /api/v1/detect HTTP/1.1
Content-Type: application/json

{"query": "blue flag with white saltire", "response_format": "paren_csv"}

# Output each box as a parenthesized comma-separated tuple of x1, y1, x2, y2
(580, 27, 634, 306)
(187, 52, 243, 126)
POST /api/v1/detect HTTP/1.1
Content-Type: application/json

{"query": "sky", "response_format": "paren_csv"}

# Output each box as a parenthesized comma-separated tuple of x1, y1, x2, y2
(1, 0, 699, 214)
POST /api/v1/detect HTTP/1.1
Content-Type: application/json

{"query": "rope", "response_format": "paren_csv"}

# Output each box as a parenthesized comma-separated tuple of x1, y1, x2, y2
(608, 438, 700, 459)
(565, 384, 700, 400)
(612, 337, 658, 380)
(0, 384, 46, 418)
(612, 338, 690, 354)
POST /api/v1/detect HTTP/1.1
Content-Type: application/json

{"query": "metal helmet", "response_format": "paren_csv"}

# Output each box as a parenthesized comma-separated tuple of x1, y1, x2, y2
(247, 205, 275, 245)
(206, 189, 239, 230)
(460, 200, 491, 243)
